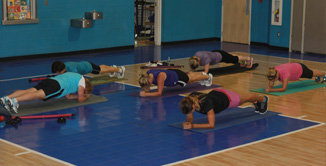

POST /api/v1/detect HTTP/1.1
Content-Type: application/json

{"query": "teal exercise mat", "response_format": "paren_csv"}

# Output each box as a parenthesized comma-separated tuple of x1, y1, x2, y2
(250, 80, 326, 96)
(169, 107, 280, 133)
(88, 76, 127, 86)
(0, 95, 108, 116)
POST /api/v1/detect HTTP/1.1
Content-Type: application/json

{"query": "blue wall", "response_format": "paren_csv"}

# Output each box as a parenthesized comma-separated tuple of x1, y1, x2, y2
(161, 0, 221, 42)
(0, 0, 134, 58)
(251, 0, 270, 44)
(268, 0, 291, 48)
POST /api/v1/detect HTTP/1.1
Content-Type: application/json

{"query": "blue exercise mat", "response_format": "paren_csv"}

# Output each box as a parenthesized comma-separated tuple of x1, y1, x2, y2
(169, 107, 280, 133)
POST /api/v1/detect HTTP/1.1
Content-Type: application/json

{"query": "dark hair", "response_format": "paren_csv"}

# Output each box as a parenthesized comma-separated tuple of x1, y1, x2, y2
(51, 61, 65, 73)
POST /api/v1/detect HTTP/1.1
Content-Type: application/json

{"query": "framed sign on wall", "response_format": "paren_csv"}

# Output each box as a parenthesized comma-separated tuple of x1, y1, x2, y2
(271, 0, 282, 26)
(2, 0, 39, 25)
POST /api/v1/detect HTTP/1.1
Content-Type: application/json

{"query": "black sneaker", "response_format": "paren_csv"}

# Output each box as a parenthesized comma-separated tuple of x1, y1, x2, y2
(253, 102, 260, 113)
(315, 76, 321, 82)
(322, 76, 326, 83)
(258, 96, 269, 114)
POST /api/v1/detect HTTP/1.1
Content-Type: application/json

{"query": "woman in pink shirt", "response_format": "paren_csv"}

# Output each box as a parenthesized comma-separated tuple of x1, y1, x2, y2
(265, 63, 326, 92)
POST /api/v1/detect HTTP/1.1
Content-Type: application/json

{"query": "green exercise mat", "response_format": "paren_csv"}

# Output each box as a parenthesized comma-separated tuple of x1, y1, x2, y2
(251, 80, 326, 96)
(88, 76, 127, 86)
(0, 95, 108, 116)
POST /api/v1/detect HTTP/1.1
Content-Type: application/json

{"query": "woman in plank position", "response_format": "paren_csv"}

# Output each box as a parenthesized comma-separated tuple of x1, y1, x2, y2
(179, 88, 268, 129)
(189, 50, 253, 73)
(0, 72, 93, 114)
(265, 63, 326, 93)
(138, 69, 213, 97)
(52, 61, 125, 78)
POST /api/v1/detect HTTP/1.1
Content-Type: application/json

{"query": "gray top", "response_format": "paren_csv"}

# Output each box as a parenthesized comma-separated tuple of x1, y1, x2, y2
(194, 51, 222, 66)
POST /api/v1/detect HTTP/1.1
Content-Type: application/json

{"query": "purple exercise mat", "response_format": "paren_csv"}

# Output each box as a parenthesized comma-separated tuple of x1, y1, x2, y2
(129, 82, 221, 98)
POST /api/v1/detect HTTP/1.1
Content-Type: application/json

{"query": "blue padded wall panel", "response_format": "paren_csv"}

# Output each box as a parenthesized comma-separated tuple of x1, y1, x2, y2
(0, 0, 134, 58)
(251, 0, 270, 44)
(269, 0, 291, 48)
(162, 0, 221, 42)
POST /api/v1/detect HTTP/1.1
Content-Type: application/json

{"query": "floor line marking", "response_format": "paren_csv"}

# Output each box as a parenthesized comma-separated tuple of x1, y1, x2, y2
(15, 151, 31, 156)
(0, 138, 75, 166)
(278, 114, 324, 124)
(163, 123, 325, 166)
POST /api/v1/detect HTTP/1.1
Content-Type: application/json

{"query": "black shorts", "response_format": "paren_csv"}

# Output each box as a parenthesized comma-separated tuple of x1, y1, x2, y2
(89, 62, 101, 74)
(212, 50, 238, 63)
(33, 79, 63, 101)
(168, 69, 189, 87)
(299, 63, 313, 78)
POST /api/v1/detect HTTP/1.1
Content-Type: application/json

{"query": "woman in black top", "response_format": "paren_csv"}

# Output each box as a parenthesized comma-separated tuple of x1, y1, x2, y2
(179, 88, 269, 129)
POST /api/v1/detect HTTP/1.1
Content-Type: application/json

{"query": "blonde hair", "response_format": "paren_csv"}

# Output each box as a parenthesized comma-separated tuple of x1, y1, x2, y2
(266, 67, 277, 80)
(179, 94, 205, 114)
(139, 73, 151, 91)
(85, 78, 94, 94)
(189, 56, 199, 70)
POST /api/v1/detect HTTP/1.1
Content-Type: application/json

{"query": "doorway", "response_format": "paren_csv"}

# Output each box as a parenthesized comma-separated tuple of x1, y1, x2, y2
(222, 0, 251, 44)
(134, 0, 155, 47)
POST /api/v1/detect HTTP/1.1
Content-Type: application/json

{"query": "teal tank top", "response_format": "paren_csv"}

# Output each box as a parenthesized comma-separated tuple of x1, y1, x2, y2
(65, 61, 92, 75)
(50, 72, 83, 98)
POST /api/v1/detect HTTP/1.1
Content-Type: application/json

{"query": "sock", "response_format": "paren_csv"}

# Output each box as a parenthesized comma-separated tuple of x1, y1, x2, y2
(12, 98, 18, 105)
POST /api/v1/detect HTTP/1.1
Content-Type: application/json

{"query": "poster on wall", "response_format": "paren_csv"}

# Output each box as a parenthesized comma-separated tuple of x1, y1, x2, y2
(7, 0, 31, 20)
(271, 0, 282, 26)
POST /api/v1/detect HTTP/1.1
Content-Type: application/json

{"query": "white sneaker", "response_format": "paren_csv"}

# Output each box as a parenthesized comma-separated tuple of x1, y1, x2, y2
(0, 96, 10, 112)
(205, 73, 213, 87)
(109, 65, 117, 77)
(8, 98, 19, 114)
(117, 66, 125, 79)
(199, 80, 206, 86)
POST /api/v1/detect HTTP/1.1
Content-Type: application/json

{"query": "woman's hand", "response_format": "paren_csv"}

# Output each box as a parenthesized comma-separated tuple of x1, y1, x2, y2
(265, 86, 270, 93)
(183, 122, 193, 129)
(139, 91, 147, 97)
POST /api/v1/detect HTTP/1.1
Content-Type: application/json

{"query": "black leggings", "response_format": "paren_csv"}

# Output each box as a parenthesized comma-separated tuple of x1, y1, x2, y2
(212, 50, 239, 64)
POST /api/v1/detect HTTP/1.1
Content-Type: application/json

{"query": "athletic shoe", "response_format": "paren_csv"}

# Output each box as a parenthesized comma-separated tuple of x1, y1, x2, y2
(205, 73, 213, 87)
(0, 96, 10, 112)
(258, 96, 269, 115)
(117, 66, 125, 79)
(240, 61, 246, 67)
(109, 65, 117, 77)
(315, 76, 321, 82)
(8, 98, 19, 114)
(322, 76, 326, 83)
(253, 102, 260, 113)
(199, 72, 207, 85)
(246, 57, 253, 68)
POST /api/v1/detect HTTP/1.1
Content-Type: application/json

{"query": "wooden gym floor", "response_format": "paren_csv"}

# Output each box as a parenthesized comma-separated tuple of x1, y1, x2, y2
(0, 41, 325, 165)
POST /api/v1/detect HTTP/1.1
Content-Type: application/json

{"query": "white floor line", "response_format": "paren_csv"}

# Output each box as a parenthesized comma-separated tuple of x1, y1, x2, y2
(0, 138, 75, 166)
(163, 123, 325, 166)
(278, 114, 324, 124)
(296, 115, 307, 119)
(15, 151, 31, 156)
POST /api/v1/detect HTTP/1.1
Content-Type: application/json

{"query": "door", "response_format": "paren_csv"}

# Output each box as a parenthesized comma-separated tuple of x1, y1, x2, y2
(222, 0, 250, 44)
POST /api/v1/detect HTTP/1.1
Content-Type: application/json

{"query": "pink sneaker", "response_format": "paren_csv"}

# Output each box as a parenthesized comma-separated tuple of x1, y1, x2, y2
(240, 61, 246, 67)
(246, 57, 253, 68)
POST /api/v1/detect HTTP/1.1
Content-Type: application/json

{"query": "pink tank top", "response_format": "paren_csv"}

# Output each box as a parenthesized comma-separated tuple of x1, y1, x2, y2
(275, 63, 302, 82)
